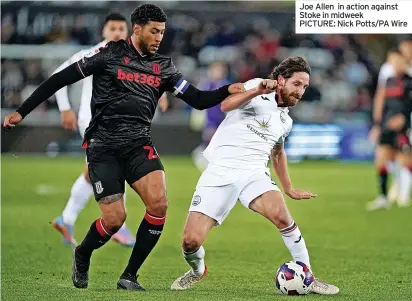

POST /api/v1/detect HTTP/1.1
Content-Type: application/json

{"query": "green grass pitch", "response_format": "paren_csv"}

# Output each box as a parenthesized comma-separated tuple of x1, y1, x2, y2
(1, 155, 411, 300)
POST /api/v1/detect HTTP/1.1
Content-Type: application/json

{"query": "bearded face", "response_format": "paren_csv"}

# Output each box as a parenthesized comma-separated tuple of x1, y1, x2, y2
(277, 72, 310, 107)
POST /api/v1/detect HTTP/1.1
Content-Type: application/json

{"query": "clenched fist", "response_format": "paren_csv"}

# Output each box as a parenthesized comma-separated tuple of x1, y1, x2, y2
(256, 79, 277, 95)
(3, 112, 22, 129)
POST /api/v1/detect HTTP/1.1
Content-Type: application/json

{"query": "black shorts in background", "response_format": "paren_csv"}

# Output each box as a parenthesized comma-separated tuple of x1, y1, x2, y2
(379, 130, 398, 147)
(379, 130, 411, 152)
(86, 138, 164, 201)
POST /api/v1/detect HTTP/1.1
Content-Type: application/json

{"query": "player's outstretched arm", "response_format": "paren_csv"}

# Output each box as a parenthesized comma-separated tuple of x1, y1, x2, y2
(3, 63, 85, 128)
(220, 79, 277, 112)
(177, 81, 245, 110)
(270, 144, 317, 200)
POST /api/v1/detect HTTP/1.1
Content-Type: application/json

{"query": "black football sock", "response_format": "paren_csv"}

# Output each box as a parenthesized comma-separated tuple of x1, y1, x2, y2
(121, 211, 166, 278)
(77, 218, 114, 258)
(378, 166, 388, 197)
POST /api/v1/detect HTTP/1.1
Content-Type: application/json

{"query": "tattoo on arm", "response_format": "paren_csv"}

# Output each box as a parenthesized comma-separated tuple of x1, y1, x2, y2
(98, 193, 123, 204)
(271, 143, 283, 159)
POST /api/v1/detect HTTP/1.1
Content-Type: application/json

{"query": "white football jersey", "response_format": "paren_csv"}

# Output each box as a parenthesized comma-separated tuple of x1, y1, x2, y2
(53, 40, 108, 126)
(377, 61, 412, 88)
(203, 78, 293, 170)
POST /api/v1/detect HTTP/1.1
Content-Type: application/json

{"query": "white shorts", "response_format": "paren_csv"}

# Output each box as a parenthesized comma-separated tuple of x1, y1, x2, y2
(189, 164, 280, 225)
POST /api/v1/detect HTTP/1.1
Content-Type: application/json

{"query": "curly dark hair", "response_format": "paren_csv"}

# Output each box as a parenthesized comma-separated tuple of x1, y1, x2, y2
(269, 56, 311, 80)
(131, 4, 167, 26)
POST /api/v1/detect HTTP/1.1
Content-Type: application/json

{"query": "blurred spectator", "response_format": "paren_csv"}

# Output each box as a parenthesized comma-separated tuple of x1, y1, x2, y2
(70, 16, 91, 45)
(191, 62, 231, 171)
(1, 60, 24, 108)
(320, 34, 346, 63)
(350, 86, 372, 113)
(21, 61, 55, 111)
(1, 14, 19, 44)
(46, 16, 70, 44)
(255, 30, 280, 59)
(321, 70, 356, 111)
(342, 50, 369, 87)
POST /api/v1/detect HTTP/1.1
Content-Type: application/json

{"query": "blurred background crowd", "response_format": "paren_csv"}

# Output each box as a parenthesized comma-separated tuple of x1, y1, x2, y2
(1, 1, 411, 159)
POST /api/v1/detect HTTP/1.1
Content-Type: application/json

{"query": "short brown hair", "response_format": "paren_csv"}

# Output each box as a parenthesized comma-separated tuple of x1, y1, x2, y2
(269, 56, 311, 80)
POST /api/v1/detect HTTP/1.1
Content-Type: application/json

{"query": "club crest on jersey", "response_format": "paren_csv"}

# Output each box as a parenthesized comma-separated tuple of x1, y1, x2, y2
(152, 63, 161, 75)
(254, 117, 271, 132)
(94, 181, 104, 194)
(124, 57, 130, 64)
(280, 112, 286, 123)
(192, 195, 201, 206)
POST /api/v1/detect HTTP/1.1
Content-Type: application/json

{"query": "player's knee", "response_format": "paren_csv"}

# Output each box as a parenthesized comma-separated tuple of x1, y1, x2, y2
(146, 194, 168, 216)
(182, 233, 202, 252)
(267, 206, 291, 229)
(101, 202, 127, 232)
(104, 212, 126, 232)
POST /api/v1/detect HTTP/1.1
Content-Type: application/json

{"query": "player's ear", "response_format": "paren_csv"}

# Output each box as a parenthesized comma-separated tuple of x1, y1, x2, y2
(133, 24, 142, 35)
(277, 75, 285, 87)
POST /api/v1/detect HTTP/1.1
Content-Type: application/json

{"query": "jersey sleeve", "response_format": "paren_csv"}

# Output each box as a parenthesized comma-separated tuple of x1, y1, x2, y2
(76, 44, 111, 78)
(238, 78, 264, 110)
(243, 78, 264, 91)
(275, 119, 293, 147)
(163, 59, 189, 96)
(377, 63, 394, 88)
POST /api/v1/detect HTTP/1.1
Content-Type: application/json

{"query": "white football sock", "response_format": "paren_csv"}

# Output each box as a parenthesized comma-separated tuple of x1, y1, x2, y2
(394, 161, 401, 184)
(387, 161, 395, 173)
(183, 246, 206, 276)
(280, 221, 311, 269)
(399, 167, 411, 201)
(62, 174, 93, 226)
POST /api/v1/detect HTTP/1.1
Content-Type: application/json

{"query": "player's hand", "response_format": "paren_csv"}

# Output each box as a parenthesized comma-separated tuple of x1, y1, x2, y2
(256, 79, 277, 95)
(3, 112, 23, 129)
(228, 83, 246, 94)
(61, 110, 77, 131)
(368, 125, 381, 144)
(159, 97, 169, 112)
(285, 188, 317, 200)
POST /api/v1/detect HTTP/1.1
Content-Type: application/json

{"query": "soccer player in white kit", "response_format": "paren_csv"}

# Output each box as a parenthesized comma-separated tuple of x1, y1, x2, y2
(171, 57, 339, 295)
(51, 13, 137, 247)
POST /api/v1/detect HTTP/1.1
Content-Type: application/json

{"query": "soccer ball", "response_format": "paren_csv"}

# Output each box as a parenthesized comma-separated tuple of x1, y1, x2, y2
(275, 261, 314, 295)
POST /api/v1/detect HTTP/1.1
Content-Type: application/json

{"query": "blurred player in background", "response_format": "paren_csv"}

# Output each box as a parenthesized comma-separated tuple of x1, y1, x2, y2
(367, 50, 412, 211)
(51, 13, 136, 247)
(369, 40, 412, 206)
(191, 62, 230, 171)
(171, 57, 339, 295)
